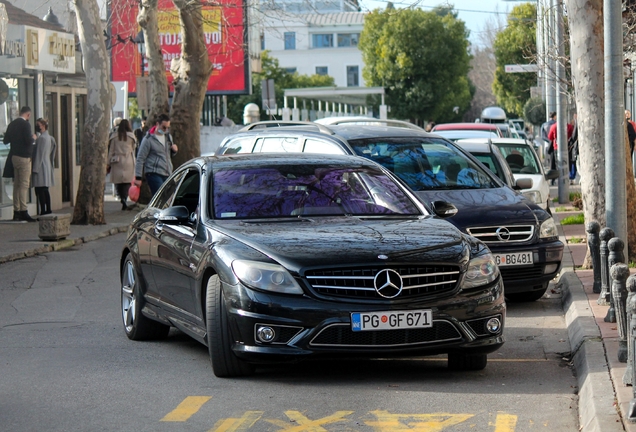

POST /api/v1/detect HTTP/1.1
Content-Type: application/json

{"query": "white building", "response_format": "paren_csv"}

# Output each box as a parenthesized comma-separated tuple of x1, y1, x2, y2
(261, 0, 365, 88)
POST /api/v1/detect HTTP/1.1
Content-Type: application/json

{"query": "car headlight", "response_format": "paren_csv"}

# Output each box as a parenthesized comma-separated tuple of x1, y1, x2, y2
(232, 260, 303, 295)
(460, 253, 499, 289)
(522, 190, 542, 204)
(539, 217, 558, 239)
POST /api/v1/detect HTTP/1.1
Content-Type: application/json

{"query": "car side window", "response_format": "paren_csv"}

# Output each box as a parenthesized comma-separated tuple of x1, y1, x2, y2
(173, 169, 201, 215)
(253, 137, 300, 153)
(150, 170, 187, 210)
(220, 137, 255, 154)
(303, 138, 345, 154)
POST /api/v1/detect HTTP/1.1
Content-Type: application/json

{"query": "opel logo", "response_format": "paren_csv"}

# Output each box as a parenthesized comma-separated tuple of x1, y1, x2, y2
(496, 227, 511, 241)
(373, 269, 403, 298)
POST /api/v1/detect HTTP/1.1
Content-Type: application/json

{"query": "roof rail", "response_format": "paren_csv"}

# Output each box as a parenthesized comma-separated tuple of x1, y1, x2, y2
(239, 121, 335, 135)
(321, 118, 425, 131)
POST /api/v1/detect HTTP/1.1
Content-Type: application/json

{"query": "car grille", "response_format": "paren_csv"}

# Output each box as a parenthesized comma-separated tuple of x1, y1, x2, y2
(466, 225, 534, 243)
(499, 265, 544, 281)
(304, 265, 461, 300)
(309, 321, 462, 347)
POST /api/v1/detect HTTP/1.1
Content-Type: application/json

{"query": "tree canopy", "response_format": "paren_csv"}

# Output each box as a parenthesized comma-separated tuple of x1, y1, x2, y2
(492, 3, 537, 116)
(358, 7, 473, 123)
(226, 52, 335, 123)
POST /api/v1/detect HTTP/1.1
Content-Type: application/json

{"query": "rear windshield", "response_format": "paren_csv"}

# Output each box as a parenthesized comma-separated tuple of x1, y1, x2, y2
(212, 164, 422, 219)
(348, 137, 500, 191)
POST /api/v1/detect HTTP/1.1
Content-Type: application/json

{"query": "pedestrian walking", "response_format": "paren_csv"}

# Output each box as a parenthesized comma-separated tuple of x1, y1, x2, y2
(108, 119, 137, 210)
(548, 115, 574, 184)
(2, 106, 37, 222)
(541, 112, 556, 162)
(568, 113, 579, 184)
(626, 110, 636, 158)
(133, 117, 146, 156)
(425, 121, 435, 132)
(31, 118, 56, 215)
(133, 114, 178, 195)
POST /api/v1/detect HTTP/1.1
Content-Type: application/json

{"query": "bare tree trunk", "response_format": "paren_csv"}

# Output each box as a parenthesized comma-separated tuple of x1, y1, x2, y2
(170, 0, 213, 168)
(138, 0, 169, 125)
(565, 0, 605, 268)
(625, 123, 636, 261)
(71, 0, 110, 225)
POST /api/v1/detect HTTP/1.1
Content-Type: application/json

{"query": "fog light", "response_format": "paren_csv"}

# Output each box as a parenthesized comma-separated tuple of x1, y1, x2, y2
(256, 326, 276, 343)
(486, 318, 501, 334)
(544, 264, 559, 274)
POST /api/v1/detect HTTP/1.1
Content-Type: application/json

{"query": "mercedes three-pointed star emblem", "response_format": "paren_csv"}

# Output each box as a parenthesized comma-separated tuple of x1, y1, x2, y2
(373, 269, 403, 298)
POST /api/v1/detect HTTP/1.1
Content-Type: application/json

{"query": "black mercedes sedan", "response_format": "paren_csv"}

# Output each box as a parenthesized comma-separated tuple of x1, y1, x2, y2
(121, 153, 505, 377)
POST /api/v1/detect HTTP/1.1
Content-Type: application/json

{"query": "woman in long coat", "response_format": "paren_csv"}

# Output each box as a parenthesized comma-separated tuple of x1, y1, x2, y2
(108, 119, 136, 210)
(31, 118, 56, 215)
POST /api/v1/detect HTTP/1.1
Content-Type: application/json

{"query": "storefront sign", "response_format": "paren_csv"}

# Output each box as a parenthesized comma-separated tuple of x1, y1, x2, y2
(23, 26, 75, 73)
(1, 24, 26, 58)
(110, 0, 248, 95)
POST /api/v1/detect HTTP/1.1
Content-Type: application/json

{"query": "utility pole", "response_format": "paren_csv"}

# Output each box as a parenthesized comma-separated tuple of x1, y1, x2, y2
(556, 0, 569, 202)
(605, 0, 628, 249)
(546, 0, 557, 119)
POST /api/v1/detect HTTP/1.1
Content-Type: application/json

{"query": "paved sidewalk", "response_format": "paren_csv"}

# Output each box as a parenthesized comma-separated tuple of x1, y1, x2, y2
(553, 203, 636, 432)
(0, 195, 138, 263)
(0, 191, 633, 432)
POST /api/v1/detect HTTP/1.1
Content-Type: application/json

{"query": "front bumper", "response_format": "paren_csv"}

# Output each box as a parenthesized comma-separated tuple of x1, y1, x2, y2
(220, 279, 506, 363)
(488, 239, 564, 294)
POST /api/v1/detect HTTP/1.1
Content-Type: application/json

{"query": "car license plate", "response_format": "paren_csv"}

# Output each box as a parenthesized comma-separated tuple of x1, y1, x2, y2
(351, 310, 433, 332)
(494, 251, 533, 266)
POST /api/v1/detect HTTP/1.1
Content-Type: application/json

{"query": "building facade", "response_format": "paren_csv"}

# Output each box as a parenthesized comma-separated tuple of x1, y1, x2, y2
(0, 1, 86, 220)
(262, 0, 365, 88)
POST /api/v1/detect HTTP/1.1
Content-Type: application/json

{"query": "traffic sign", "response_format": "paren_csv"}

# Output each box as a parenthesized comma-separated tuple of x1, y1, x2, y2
(505, 64, 539, 73)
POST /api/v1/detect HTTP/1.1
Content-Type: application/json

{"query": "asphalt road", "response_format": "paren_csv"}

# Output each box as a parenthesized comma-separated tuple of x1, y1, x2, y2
(0, 234, 579, 431)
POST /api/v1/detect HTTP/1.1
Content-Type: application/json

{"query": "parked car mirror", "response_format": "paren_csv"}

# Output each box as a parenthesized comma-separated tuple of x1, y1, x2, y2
(513, 177, 533, 190)
(430, 201, 458, 218)
(157, 206, 190, 224)
(544, 169, 559, 180)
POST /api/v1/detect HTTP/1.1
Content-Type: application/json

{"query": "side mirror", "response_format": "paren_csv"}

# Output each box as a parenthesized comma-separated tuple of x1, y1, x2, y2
(513, 178, 533, 190)
(157, 205, 190, 224)
(544, 169, 559, 180)
(430, 200, 458, 218)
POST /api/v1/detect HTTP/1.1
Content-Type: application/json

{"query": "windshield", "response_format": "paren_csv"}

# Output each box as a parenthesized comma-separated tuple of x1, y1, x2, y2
(348, 137, 500, 191)
(470, 153, 504, 180)
(495, 143, 541, 175)
(212, 164, 422, 219)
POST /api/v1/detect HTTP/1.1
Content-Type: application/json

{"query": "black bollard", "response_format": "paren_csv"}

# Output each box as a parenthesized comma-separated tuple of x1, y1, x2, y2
(601, 228, 616, 321)
(624, 275, 636, 385)
(606, 236, 625, 323)
(611, 261, 629, 363)
(586, 222, 602, 295)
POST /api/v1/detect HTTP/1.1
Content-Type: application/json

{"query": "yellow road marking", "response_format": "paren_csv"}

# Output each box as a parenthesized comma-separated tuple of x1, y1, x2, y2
(210, 411, 264, 432)
(160, 396, 212, 422)
(365, 411, 474, 431)
(266, 410, 353, 431)
(493, 413, 517, 432)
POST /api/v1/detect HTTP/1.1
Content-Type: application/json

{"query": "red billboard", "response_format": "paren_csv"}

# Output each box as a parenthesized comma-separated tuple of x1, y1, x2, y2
(110, 0, 248, 94)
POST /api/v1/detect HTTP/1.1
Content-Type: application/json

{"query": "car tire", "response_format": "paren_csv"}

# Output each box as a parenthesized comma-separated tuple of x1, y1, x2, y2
(448, 352, 488, 371)
(506, 284, 548, 302)
(121, 253, 170, 340)
(206, 275, 254, 378)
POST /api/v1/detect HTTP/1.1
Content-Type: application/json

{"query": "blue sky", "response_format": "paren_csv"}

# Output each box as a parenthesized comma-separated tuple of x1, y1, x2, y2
(358, 0, 520, 45)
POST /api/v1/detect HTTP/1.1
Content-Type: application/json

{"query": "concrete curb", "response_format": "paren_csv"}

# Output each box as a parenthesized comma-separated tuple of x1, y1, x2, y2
(0, 224, 129, 264)
(560, 268, 624, 432)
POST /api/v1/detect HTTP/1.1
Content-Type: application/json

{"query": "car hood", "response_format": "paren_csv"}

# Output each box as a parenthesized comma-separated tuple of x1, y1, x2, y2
(213, 216, 469, 272)
(415, 187, 539, 231)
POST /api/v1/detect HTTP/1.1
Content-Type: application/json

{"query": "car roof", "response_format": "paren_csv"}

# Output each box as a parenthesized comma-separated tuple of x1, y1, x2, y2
(453, 139, 494, 153)
(432, 123, 499, 131)
(204, 152, 376, 168)
(327, 124, 432, 140)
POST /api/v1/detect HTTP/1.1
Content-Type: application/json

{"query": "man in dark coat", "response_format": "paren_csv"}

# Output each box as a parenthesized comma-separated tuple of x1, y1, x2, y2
(2, 106, 37, 221)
